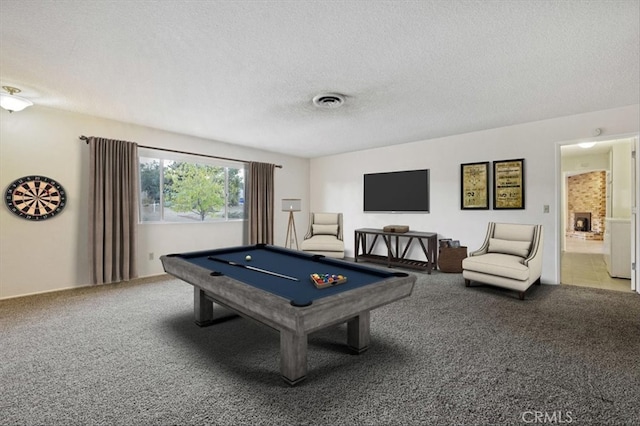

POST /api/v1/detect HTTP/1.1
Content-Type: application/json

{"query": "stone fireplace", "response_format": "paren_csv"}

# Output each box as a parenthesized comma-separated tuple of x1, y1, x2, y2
(574, 212, 591, 232)
(566, 171, 606, 241)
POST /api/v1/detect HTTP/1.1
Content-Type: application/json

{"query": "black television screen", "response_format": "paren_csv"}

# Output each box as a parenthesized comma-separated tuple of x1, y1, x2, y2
(363, 169, 430, 212)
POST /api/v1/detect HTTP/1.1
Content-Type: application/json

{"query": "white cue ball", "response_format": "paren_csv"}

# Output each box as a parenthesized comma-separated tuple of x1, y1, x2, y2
(245, 255, 252, 261)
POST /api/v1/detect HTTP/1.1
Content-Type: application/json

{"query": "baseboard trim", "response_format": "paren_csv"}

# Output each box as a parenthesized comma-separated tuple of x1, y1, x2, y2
(0, 273, 172, 301)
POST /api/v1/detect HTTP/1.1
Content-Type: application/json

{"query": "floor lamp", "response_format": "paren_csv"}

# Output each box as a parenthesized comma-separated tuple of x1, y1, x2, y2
(282, 198, 301, 250)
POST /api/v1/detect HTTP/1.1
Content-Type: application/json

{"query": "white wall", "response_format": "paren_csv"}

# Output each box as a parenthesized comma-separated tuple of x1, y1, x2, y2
(0, 106, 309, 299)
(561, 152, 609, 173)
(2, 105, 637, 298)
(309, 105, 640, 285)
(611, 141, 633, 218)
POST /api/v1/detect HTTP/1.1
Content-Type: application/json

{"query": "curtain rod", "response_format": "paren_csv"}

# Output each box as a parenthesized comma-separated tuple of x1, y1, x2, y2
(79, 135, 282, 168)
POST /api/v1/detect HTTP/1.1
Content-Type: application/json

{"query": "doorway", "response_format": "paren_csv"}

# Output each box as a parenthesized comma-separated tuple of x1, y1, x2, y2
(559, 137, 637, 293)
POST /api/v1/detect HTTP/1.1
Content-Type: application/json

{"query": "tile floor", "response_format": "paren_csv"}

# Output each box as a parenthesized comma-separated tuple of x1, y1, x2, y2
(562, 238, 633, 292)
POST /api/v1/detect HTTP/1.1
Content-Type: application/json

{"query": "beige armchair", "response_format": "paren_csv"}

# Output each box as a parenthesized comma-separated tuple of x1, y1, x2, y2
(300, 212, 345, 259)
(462, 222, 543, 300)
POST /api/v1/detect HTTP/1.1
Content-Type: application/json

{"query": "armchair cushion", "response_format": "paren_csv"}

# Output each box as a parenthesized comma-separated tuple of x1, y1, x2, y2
(487, 238, 531, 258)
(301, 235, 345, 252)
(313, 213, 339, 225)
(463, 253, 529, 281)
(312, 224, 338, 235)
(493, 223, 535, 241)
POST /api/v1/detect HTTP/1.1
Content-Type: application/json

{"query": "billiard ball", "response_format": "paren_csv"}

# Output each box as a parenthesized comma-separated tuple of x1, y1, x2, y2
(245, 255, 252, 261)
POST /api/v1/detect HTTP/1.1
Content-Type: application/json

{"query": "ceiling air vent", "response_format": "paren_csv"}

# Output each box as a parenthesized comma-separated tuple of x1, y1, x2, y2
(313, 93, 345, 109)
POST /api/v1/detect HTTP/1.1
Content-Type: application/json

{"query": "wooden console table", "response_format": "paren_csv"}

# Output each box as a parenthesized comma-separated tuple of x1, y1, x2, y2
(354, 228, 438, 273)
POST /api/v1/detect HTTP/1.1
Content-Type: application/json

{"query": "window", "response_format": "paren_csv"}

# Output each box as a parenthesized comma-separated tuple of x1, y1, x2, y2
(139, 154, 245, 223)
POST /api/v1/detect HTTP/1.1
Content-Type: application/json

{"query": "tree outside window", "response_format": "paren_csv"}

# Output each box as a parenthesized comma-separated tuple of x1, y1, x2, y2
(139, 156, 245, 223)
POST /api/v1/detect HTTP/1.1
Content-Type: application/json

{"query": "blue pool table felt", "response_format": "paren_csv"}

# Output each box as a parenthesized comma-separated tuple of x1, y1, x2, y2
(178, 245, 399, 305)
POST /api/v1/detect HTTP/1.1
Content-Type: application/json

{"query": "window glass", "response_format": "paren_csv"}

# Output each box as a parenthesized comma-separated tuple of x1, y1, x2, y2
(140, 158, 161, 222)
(139, 154, 245, 223)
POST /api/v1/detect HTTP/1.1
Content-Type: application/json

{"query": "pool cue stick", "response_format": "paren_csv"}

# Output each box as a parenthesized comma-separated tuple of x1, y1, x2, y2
(207, 257, 300, 281)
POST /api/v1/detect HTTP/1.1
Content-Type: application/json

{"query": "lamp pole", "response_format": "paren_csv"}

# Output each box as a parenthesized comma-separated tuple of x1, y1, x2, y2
(282, 198, 301, 250)
(285, 210, 299, 250)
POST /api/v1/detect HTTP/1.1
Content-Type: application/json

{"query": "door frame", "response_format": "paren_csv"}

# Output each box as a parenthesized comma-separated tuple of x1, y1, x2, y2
(556, 133, 639, 291)
(632, 136, 638, 293)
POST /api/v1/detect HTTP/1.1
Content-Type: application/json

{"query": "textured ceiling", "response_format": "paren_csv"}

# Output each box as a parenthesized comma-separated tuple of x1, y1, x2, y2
(1, 0, 638, 158)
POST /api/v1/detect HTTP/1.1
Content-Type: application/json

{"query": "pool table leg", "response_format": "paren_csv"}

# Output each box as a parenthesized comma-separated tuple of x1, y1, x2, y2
(194, 287, 214, 326)
(347, 311, 371, 354)
(280, 331, 307, 385)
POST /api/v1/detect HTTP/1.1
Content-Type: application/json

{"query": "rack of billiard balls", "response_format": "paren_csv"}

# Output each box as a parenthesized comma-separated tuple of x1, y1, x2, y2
(310, 273, 347, 289)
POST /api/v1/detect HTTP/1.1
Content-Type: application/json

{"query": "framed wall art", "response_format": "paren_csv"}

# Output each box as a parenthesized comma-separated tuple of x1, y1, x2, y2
(460, 162, 489, 210)
(493, 158, 525, 209)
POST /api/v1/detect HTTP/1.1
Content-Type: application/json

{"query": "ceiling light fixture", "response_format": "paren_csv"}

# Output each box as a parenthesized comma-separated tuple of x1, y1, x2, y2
(578, 142, 596, 149)
(313, 93, 345, 109)
(0, 86, 33, 113)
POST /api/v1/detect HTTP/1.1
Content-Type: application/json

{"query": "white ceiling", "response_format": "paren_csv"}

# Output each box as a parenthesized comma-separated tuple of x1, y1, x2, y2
(1, 0, 638, 158)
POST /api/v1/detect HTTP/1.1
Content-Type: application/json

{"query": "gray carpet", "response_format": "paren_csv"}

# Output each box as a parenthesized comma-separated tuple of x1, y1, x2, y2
(1, 271, 639, 426)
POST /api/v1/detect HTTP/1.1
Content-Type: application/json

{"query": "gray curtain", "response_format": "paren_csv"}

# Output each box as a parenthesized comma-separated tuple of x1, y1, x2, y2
(89, 137, 139, 284)
(248, 162, 275, 244)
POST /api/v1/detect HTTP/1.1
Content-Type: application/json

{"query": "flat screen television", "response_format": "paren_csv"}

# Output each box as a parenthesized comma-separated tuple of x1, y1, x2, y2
(363, 169, 430, 212)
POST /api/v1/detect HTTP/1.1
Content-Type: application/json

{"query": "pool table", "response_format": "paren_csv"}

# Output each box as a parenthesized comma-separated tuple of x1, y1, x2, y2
(160, 244, 415, 385)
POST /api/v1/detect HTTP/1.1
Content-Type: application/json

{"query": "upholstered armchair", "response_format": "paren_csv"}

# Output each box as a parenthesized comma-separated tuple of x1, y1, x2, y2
(462, 222, 544, 300)
(300, 212, 345, 259)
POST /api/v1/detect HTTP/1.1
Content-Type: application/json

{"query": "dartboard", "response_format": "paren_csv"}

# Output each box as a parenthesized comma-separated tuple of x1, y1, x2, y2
(4, 175, 67, 221)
